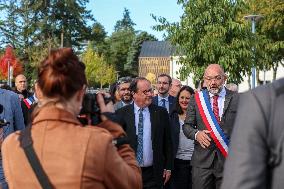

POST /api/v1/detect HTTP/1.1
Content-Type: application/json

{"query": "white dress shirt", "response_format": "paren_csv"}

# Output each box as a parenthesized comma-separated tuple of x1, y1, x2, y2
(133, 103, 153, 167)
(158, 95, 169, 112)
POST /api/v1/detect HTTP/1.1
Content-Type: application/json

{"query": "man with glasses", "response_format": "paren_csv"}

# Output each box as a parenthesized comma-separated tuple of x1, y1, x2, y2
(114, 77, 133, 111)
(116, 77, 173, 189)
(183, 64, 239, 189)
(153, 74, 176, 113)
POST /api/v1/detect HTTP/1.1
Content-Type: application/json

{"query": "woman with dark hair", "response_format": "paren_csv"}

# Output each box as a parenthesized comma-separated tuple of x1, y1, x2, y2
(1, 48, 142, 189)
(170, 85, 195, 189)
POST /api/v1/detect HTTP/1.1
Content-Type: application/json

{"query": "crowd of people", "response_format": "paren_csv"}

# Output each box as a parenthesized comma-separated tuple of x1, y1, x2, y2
(0, 47, 282, 189)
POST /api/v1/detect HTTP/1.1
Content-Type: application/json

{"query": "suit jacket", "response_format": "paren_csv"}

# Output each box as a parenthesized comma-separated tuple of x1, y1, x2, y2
(152, 95, 176, 113)
(0, 89, 25, 186)
(221, 78, 284, 189)
(116, 103, 173, 186)
(0, 88, 25, 136)
(2, 104, 142, 189)
(183, 88, 238, 169)
(114, 100, 133, 111)
(114, 100, 124, 111)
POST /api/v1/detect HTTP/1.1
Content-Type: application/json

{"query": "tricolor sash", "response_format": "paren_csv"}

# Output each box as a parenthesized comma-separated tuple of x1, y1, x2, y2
(23, 95, 37, 109)
(195, 90, 229, 157)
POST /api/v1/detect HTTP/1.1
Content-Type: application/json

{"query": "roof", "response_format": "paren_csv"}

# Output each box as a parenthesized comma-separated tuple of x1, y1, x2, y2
(139, 41, 175, 57)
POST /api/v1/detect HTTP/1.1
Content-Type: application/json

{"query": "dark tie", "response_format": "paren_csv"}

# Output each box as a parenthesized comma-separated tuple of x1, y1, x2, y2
(137, 108, 144, 165)
(213, 95, 220, 123)
(161, 99, 166, 109)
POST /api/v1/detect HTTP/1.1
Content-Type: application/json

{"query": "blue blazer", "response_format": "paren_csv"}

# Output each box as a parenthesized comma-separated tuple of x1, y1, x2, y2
(152, 95, 176, 113)
(0, 89, 25, 137)
(0, 88, 25, 185)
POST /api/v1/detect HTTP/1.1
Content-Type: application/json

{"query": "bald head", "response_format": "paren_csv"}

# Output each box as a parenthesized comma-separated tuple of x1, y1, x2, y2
(204, 64, 225, 76)
(203, 64, 227, 95)
(15, 74, 27, 93)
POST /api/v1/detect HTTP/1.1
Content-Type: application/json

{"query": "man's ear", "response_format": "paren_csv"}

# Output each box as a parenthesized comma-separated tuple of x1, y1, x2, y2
(34, 83, 43, 101)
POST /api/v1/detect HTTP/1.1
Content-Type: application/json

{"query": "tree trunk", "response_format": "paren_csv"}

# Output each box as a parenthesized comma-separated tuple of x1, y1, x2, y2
(273, 62, 278, 81)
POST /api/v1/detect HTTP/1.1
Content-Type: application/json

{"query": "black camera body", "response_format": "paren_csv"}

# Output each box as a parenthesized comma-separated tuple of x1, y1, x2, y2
(79, 93, 112, 125)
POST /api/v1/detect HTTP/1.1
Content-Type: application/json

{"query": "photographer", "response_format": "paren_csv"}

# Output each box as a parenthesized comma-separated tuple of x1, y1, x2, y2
(1, 48, 142, 189)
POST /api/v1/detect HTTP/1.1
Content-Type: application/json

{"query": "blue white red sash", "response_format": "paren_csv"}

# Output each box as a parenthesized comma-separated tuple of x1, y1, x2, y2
(23, 95, 37, 109)
(195, 90, 229, 157)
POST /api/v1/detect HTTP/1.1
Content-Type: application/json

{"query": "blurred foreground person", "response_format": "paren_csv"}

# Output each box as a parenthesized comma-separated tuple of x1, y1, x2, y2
(1, 48, 142, 189)
(221, 78, 284, 189)
(170, 86, 195, 189)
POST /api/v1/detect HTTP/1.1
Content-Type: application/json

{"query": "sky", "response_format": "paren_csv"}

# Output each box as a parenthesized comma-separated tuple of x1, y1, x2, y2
(87, 0, 183, 40)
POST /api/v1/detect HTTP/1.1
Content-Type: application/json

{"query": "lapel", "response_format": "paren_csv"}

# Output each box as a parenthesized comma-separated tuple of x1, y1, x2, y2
(148, 104, 156, 141)
(223, 89, 233, 116)
(152, 96, 158, 106)
(168, 95, 175, 113)
(127, 104, 136, 144)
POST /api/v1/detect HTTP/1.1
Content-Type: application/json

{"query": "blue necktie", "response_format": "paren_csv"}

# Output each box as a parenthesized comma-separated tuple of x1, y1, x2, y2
(161, 99, 166, 109)
(137, 108, 144, 165)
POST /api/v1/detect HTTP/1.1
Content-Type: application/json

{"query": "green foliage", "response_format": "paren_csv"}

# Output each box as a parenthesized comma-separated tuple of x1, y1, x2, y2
(154, 0, 254, 84)
(107, 8, 136, 77)
(81, 45, 116, 88)
(125, 31, 157, 76)
(114, 8, 136, 32)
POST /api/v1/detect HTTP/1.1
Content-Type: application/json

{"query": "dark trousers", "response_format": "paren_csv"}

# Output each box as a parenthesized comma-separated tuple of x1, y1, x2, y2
(171, 158, 192, 189)
(142, 166, 162, 189)
(192, 155, 223, 189)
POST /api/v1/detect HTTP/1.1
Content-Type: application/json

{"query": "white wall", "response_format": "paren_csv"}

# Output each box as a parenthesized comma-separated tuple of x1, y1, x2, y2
(170, 56, 195, 88)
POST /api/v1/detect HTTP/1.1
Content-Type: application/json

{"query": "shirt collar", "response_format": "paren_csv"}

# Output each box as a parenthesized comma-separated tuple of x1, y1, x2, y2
(209, 86, 226, 98)
(122, 100, 133, 106)
(158, 95, 169, 102)
(133, 102, 149, 114)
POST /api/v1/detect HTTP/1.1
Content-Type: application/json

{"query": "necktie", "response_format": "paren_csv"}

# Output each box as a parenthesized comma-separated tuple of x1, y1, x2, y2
(213, 95, 220, 123)
(136, 108, 144, 165)
(161, 99, 166, 109)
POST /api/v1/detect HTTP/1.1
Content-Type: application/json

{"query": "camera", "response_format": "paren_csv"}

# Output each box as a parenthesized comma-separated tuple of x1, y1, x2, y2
(78, 93, 112, 125)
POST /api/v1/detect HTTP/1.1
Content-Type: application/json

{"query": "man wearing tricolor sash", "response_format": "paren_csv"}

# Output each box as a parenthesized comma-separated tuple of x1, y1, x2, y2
(183, 64, 239, 189)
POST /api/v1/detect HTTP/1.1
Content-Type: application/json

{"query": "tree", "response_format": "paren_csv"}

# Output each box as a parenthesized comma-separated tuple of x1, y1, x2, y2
(153, 0, 254, 84)
(81, 45, 116, 88)
(114, 8, 136, 32)
(108, 8, 136, 77)
(251, 0, 284, 81)
(125, 31, 157, 76)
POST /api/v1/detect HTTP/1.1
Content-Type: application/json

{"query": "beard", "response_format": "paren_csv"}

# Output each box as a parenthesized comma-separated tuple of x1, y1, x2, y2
(122, 95, 132, 103)
(208, 85, 222, 95)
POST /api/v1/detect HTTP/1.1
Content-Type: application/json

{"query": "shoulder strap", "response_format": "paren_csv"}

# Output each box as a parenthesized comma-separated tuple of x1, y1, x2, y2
(19, 126, 53, 189)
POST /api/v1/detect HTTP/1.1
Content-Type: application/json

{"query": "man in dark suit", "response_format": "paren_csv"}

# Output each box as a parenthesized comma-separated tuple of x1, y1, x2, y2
(183, 64, 238, 189)
(153, 74, 176, 113)
(116, 77, 173, 189)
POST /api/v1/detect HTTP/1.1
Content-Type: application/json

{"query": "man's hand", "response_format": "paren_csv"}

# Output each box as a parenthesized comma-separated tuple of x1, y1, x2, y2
(97, 92, 114, 121)
(163, 169, 171, 185)
(196, 130, 212, 148)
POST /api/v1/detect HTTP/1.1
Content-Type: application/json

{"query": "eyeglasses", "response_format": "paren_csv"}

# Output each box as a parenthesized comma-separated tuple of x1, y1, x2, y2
(140, 88, 153, 95)
(204, 75, 223, 82)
